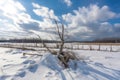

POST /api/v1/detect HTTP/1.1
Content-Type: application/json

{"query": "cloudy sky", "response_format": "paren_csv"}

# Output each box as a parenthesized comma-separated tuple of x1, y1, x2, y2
(0, 0, 120, 41)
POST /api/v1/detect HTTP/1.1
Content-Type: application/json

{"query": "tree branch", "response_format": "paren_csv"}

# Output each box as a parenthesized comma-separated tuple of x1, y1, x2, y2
(37, 35, 57, 55)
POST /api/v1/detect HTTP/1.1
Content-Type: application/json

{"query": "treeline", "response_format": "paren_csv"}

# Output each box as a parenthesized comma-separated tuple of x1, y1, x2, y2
(0, 37, 120, 43)
(93, 38, 120, 43)
(0, 39, 58, 43)
(0, 39, 89, 43)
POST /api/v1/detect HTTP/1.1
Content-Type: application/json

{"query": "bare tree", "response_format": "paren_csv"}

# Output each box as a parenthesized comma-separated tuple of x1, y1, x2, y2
(36, 20, 78, 68)
(54, 20, 64, 54)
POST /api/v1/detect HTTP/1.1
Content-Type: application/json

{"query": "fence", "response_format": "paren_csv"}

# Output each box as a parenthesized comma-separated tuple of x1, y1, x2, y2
(0, 42, 120, 52)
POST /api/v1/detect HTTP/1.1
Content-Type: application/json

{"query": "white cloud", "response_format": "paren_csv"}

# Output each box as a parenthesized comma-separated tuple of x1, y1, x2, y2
(0, 0, 43, 31)
(0, 2, 59, 39)
(32, 3, 41, 8)
(0, 0, 26, 15)
(0, 20, 21, 32)
(114, 23, 120, 33)
(99, 22, 113, 32)
(0, 0, 42, 38)
(62, 4, 119, 40)
(32, 3, 58, 20)
(114, 23, 120, 28)
(64, 0, 72, 6)
(0, 0, 26, 33)
(32, 3, 59, 30)
(63, 5, 116, 26)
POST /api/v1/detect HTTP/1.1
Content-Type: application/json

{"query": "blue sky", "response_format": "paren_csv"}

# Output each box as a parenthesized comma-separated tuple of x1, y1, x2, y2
(0, 0, 120, 40)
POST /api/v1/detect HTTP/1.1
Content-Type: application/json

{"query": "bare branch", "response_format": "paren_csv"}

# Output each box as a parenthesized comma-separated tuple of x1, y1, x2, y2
(37, 35, 57, 55)
(61, 24, 64, 41)
(54, 20, 62, 41)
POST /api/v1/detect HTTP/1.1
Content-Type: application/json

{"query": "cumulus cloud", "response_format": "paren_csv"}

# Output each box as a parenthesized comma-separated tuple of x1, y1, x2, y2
(62, 5, 116, 26)
(32, 3, 58, 20)
(62, 4, 119, 40)
(0, 20, 20, 32)
(0, 0, 42, 38)
(0, 0, 25, 32)
(114, 23, 120, 28)
(64, 0, 72, 6)
(0, 2, 59, 39)
(114, 23, 120, 32)
(0, 0, 26, 15)
(0, 1, 60, 39)
(32, 3, 59, 30)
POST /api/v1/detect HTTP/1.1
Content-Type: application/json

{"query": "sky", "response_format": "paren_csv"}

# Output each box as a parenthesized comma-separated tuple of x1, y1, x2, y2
(0, 0, 120, 41)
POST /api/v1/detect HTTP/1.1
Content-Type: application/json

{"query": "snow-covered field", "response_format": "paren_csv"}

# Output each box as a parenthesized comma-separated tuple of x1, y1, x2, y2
(0, 47, 120, 80)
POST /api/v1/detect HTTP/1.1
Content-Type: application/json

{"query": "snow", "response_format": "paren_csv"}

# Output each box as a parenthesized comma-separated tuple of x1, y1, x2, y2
(0, 47, 120, 80)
